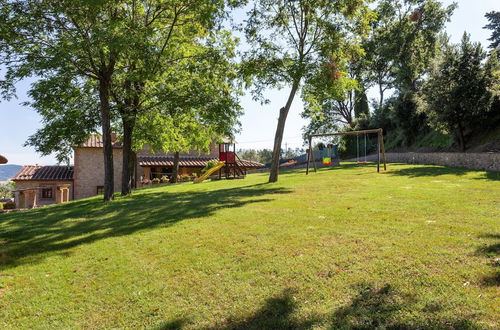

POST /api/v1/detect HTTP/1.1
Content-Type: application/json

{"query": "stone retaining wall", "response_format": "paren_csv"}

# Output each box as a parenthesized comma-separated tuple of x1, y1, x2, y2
(355, 152, 499, 172)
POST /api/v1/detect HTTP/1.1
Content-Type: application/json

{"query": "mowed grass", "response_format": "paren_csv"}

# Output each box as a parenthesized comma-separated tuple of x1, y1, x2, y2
(0, 163, 499, 329)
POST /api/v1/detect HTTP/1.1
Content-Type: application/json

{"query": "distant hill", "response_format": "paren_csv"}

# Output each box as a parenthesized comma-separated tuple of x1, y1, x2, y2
(0, 164, 22, 181)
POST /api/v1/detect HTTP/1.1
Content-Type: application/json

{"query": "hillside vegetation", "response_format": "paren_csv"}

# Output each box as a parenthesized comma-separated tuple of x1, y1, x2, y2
(0, 164, 498, 329)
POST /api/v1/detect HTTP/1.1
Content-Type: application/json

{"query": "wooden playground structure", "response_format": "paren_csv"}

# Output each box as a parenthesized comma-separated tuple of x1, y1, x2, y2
(218, 142, 246, 179)
(306, 128, 387, 174)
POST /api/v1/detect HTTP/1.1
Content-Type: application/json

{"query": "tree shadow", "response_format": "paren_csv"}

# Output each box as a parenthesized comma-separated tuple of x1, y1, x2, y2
(388, 165, 499, 181)
(195, 283, 479, 330)
(206, 288, 321, 330)
(329, 283, 478, 329)
(0, 183, 291, 270)
(155, 318, 189, 330)
(476, 234, 499, 287)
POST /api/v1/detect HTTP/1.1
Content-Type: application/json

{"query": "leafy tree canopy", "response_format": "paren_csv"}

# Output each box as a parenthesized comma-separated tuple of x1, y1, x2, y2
(421, 33, 499, 151)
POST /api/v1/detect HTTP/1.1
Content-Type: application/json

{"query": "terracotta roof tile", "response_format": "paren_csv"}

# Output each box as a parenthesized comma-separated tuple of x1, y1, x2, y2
(12, 165, 74, 181)
(138, 155, 264, 168)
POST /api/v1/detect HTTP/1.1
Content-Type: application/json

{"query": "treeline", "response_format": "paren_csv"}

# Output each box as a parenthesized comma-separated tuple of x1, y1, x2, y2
(238, 148, 304, 166)
(303, 4, 500, 153)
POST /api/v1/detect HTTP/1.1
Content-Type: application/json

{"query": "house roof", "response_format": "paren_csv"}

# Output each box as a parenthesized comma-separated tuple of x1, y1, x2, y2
(137, 155, 264, 168)
(12, 165, 74, 181)
(79, 133, 123, 148)
(0, 155, 7, 164)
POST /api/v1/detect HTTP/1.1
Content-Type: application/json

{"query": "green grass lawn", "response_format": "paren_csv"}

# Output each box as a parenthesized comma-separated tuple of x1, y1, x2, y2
(1, 163, 499, 329)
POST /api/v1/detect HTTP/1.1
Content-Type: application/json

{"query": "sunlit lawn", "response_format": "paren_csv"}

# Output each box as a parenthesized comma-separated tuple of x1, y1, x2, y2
(0, 163, 498, 329)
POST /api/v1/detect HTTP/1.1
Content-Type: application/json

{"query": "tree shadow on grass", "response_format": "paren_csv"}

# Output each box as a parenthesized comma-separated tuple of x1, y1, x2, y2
(476, 234, 500, 287)
(197, 283, 479, 330)
(0, 183, 291, 270)
(388, 165, 499, 181)
(189, 283, 480, 330)
(156, 318, 189, 330)
(329, 283, 478, 329)
(205, 288, 321, 330)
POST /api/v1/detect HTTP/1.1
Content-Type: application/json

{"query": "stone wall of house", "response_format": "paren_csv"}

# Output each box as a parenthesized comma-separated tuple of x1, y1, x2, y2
(137, 166, 204, 185)
(14, 180, 73, 208)
(73, 147, 124, 199)
(348, 152, 500, 172)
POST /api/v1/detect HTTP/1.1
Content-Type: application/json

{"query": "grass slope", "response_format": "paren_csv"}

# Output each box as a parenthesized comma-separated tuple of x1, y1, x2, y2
(0, 163, 499, 329)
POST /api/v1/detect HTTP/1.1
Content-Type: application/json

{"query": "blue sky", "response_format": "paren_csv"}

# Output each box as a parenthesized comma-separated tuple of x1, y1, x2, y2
(1, 0, 498, 165)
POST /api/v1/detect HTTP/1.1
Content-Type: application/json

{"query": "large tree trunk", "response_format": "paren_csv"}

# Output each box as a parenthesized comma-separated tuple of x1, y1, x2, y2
(457, 123, 466, 152)
(121, 115, 135, 196)
(170, 152, 180, 183)
(98, 76, 115, 201)
(268, 79, 300, 183)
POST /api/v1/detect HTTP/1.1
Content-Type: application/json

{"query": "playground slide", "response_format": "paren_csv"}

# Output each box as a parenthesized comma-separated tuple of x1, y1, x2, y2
(193, 161, 225, 183)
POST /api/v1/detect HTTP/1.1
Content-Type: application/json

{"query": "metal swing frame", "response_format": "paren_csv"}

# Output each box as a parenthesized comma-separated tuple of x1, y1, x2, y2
(306, 128, 387, 174)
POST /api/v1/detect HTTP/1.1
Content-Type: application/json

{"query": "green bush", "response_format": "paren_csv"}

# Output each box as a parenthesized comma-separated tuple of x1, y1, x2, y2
(201, 160, 220, 174)
(2, 201, 15, 210)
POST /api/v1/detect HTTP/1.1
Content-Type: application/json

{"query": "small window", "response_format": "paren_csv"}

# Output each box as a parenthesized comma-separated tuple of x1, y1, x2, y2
(96, 186, 104, 195)
(41, 188, 53, 199)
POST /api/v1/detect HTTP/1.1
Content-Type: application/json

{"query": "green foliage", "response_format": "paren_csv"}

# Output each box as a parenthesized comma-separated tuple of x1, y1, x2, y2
(243, 0, 373, 91)
(237, 148, 273, 165)
(0, 181, 14, 199)
(413, 130, 454, 149)
(23, 75, 101, 163)
(484, 11, 500, 51)
(302, 0, 455, 145)
(2, 201, 15, 209)
(421, 34, 499, 150)
(365, 0, 456, 96)
(281, 147, 304, 160)
(201, 160, 220, 174)
(132, 30, 243, 156)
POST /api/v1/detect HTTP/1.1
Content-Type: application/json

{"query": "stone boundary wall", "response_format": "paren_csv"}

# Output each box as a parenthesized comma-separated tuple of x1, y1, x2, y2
(252, 152, 499, 173)
(350, 152, 499, 172)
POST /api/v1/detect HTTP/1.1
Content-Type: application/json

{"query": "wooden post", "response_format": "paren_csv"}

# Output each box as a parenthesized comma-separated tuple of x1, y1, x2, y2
(377, 132, 380, 173)
(380, 130, 387, 171)
(312, 143, 318, 173)
(306, 136, 312, 175)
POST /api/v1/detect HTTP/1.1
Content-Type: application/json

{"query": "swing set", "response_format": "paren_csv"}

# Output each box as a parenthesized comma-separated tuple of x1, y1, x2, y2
(306, 128, 387, 174)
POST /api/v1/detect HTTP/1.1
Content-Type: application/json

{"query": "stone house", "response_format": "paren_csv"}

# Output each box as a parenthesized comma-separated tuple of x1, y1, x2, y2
(13, 165, 73, 208)
(13, 134, 263, 208)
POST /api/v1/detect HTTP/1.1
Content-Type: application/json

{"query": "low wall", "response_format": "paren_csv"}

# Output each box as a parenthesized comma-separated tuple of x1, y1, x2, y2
(355, 152, 499, 172)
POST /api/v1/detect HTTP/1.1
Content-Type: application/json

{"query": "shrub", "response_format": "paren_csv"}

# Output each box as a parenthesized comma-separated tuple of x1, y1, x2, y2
(201, 160, 220, 174)
(2, 201, 15, 210)
(152, 178, 161, 184)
